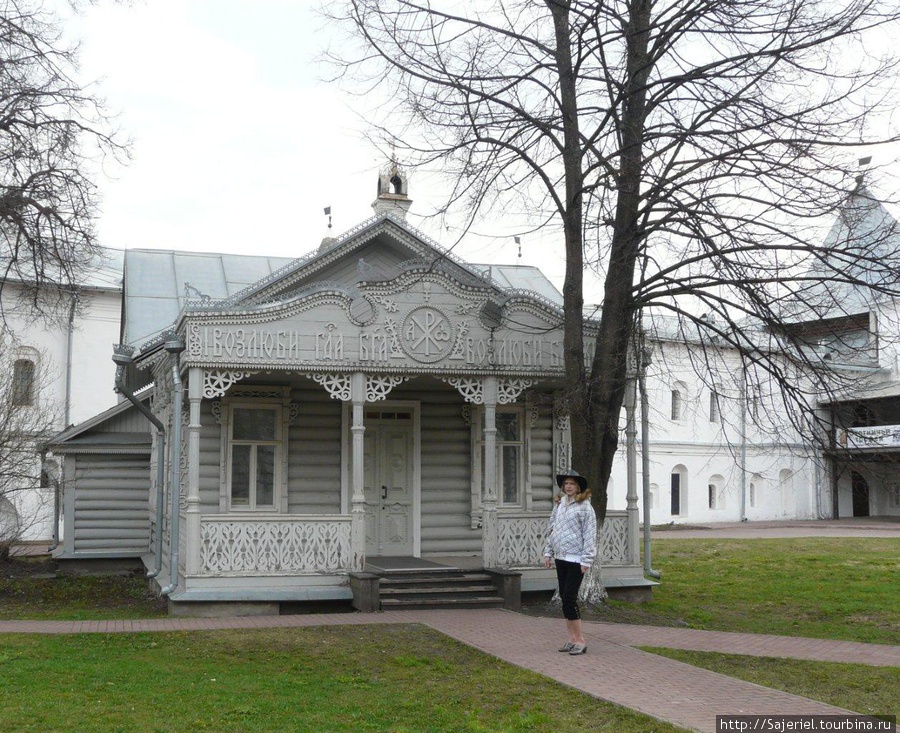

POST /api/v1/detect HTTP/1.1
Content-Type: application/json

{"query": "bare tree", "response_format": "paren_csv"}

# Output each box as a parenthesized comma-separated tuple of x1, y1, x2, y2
(329, 0, 900, 508)
(0, 0, 127, 322)
(0, 331, 59, 559)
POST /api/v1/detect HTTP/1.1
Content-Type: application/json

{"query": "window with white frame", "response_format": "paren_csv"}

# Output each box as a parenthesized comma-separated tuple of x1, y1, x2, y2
(474, 405, 527, 509)
(227, 403, 281, 510)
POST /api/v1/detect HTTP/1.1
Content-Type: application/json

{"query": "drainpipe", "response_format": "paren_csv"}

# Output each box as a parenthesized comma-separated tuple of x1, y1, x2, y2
(159, 336, 186, 596)
(64, 290, 78, 426)
(112, 344, 166, 579)
(44, 451, 59, 552)
(639, 346, 660, 579)
(740, 363, 748, 522)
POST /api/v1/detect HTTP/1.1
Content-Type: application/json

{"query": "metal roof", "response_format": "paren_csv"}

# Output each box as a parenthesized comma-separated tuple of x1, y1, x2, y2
(784, 185, 900, 322)
(123, 249, 295, 345)
(122, 231, 562, 348)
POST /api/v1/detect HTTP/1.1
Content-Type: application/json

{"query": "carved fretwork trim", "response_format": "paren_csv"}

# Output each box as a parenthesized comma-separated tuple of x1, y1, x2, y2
(231, 387, 286, 399)
(203, 370, 255, 398)
(498, 378, 534, 404)
(554, 407, 570, 431)
(443, 376, 484, 404)
(461, 404, 472, 426)
(308, 373, 352, 401)
(289, 402, 301, 424)
(211, 401, 222, 426)
(366, 375, 409, 402)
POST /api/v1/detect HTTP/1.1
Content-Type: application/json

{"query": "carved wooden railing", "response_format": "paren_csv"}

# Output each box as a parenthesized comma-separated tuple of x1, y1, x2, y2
(198, 515, 352, 575)
(496, 510, 630, 568)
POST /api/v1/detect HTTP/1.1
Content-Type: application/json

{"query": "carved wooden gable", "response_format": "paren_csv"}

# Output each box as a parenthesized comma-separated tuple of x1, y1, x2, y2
(183, 264, 567, 377)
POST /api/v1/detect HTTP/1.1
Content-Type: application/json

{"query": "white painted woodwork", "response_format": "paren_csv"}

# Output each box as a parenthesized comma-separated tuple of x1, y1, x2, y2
(363, 420, 415, 556)
(71, 455, 151, 552)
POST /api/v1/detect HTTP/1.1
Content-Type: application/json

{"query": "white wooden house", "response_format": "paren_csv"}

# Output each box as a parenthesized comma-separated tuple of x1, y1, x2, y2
(44, 171, 900, 614)
(48, 171, 647, 612)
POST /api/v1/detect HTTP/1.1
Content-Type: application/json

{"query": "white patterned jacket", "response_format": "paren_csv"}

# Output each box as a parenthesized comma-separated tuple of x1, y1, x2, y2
(542, 498, 597, 567)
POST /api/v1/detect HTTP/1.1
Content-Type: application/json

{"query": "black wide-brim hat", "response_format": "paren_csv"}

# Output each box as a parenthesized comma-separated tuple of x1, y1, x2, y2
(556, 471, 588, 491)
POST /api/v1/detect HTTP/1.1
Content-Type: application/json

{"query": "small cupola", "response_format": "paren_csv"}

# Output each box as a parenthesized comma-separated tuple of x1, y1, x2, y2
(372, 162, 413, 220)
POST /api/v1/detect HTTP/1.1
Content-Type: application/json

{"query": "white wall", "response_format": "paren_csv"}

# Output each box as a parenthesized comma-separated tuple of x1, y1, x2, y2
(1, 282, 123, 541)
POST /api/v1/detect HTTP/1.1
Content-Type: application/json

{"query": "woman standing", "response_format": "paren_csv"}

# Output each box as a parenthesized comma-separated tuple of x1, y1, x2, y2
(543, 470, 597, 655)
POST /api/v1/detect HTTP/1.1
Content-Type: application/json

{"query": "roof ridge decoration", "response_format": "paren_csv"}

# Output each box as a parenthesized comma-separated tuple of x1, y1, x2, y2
(218, 213, 491, 307)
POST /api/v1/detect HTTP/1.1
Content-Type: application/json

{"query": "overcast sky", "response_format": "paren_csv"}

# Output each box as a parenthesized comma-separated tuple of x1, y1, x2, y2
(61, 1, 900, 301)
(62, 0, 555, 285)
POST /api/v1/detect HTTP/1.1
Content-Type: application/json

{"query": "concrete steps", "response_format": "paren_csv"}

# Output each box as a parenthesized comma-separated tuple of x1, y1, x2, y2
(377, 570, 506, 611)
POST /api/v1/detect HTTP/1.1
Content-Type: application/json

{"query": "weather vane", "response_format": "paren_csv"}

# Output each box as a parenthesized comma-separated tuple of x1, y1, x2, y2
(324, 206, 332, 230)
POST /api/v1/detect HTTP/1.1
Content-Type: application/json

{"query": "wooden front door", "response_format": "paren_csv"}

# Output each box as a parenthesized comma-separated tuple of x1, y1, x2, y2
(363, 410, 415, 556)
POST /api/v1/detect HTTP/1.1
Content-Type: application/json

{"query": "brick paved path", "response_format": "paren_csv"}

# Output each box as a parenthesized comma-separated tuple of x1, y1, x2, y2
(2, 609, 896, 732)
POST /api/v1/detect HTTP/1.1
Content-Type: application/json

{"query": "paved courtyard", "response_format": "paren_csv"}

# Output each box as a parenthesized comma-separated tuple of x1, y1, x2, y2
(4, 518, 898, 732)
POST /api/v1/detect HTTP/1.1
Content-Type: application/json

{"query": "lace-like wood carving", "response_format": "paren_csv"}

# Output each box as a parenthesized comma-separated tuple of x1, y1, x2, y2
(308, 373, 352, 401)
(203, 370, 255, 398)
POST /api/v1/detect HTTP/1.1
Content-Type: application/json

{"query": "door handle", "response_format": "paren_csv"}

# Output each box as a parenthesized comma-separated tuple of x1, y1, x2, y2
(381, 485, 388, 500)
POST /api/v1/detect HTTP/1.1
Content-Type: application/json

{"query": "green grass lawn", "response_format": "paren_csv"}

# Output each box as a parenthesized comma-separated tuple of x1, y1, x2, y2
(601, 537, 900, 645)
(2, 537, 898, 730)
(0, 624, 687, 733)
(642, 648, 899, 723)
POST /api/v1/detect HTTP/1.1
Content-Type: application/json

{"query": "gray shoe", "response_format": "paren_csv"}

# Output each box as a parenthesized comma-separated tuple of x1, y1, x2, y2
(558, 642, 575, 652)
(568, 644, 587, 655)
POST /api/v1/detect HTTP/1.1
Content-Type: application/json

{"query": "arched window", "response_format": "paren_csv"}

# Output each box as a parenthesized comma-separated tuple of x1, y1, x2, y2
(778, 468, 794, 515)
(12, 358, 36, 406)
(709, 391, 720, 423)
(749, 474, 763, 508)
(708, 474, 725, 509)
(670, 389, 682, 420)
(671, 465, 687, 516)
(852, 403, 874, 427)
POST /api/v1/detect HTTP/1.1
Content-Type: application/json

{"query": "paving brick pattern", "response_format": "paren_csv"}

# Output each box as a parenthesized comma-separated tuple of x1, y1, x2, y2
(2, 609, 897, 733)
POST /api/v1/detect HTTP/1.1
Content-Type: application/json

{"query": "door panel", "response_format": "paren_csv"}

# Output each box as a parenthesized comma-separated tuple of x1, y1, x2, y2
(363, 422, 415, 556)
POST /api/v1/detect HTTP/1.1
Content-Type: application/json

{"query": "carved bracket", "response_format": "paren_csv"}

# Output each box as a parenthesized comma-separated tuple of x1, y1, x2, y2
(498, 378, 534, 404)
(203, 370, 255, 399)
(444, 377, 533, 405)
(366, 375, 409, 402)
(443, 377, 484, 404)
(308, 373, 352, 401)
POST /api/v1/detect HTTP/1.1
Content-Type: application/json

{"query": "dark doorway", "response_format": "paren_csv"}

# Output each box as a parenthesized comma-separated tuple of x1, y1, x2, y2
(851, 471, 870, 517)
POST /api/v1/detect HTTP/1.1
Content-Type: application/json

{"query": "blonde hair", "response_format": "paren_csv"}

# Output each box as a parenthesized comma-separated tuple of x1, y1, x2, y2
(555, 487, 592, 504)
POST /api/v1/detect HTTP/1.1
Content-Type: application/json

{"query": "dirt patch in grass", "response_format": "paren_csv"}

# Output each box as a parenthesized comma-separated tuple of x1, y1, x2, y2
(0, 555, 168, 620)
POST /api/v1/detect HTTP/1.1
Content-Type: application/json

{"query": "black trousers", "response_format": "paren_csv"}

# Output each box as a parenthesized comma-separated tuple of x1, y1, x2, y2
(554, 559, 585, 620)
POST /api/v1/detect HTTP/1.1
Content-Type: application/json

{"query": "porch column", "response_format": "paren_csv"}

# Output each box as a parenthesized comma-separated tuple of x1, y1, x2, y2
(185, 368, 203, 576)
(624, 352, 640, 567)
(482, 376, 499, 567)
(350, 372, 367, 571)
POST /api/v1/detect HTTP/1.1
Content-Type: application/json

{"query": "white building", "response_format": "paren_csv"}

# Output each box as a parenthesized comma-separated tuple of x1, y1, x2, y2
(5, 170, 896, 611)
(0, 250, 123, 543)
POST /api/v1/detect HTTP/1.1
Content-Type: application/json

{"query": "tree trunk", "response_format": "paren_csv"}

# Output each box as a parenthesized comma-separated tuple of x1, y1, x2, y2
(587, 0, 653, 523)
